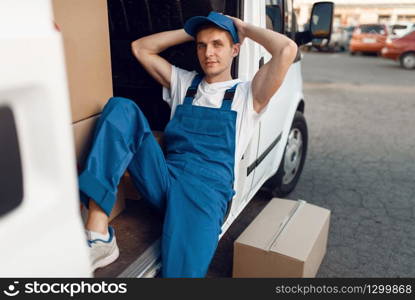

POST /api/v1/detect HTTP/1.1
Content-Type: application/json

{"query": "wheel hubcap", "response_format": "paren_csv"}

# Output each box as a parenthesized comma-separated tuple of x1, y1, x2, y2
(282, 128, 303, 184)
(403, 55, 415, 69)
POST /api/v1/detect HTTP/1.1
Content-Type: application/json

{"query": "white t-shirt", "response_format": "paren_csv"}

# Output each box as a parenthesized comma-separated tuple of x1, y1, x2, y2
(162, 65, 267, 183)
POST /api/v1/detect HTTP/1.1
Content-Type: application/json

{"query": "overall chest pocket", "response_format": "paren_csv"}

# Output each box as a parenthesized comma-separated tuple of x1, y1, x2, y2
(181, 116, 226, 137)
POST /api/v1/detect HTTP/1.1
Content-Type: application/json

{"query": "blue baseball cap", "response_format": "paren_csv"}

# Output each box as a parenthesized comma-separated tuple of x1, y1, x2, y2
(184, 11, 239, 43)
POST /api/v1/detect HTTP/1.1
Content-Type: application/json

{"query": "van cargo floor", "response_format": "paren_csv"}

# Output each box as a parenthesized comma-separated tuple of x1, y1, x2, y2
(94, 199, 163, 277)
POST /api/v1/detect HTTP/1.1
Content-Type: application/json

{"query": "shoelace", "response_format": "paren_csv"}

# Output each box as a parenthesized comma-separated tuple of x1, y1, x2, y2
(87, 237, 111, 247)
(87, 240, 96, 248)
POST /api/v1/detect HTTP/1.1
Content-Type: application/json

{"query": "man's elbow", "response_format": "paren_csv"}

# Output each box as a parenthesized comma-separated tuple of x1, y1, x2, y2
(131, 39, 146, 61)
(280, 41, 298, 64)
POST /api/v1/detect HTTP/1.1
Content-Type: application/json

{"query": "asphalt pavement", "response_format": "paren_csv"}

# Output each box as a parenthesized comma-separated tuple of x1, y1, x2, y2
(207, 52, 415, 277)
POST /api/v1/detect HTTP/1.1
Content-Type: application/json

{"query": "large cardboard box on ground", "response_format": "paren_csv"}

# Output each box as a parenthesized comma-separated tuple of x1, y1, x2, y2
(233, 198, 330, 278)
(73, 116, 125, 222)
(52, 0, 113, 122)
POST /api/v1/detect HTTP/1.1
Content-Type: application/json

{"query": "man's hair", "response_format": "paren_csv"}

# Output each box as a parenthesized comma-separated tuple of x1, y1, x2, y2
(195, 23, 234, 45)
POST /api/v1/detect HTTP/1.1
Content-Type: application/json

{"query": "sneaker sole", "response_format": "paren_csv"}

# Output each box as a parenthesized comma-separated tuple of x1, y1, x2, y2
(92, 246, 120, 272)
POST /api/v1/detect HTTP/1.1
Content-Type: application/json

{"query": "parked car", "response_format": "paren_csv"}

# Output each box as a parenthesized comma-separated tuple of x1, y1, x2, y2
(340, 25, 355, 51)
(349, 24, 388, 55)
(381, 30, 415, 69)
(325, 25, 344, 52)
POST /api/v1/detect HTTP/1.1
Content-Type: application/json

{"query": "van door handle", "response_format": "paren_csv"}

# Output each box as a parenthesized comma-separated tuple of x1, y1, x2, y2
(259, 57, 264, 68)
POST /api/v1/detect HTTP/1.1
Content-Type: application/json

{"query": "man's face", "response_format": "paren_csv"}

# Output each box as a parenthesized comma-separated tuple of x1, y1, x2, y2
(196, 27, 240, 78)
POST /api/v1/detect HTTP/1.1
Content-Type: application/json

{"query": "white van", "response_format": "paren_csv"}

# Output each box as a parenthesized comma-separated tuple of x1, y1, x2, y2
(0, 0, 333, 277)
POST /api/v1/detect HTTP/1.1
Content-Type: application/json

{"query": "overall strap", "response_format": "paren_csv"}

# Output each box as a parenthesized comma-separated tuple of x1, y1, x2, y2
(183, 74, 203, 105)
(220, 83, 239, 110)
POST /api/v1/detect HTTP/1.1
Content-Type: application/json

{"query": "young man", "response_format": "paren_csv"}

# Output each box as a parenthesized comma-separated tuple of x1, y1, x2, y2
(78, 12, 297, 278)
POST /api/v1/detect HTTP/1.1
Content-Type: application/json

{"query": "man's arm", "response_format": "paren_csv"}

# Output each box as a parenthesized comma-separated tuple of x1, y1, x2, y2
(229, 16, 298, 113)
(131, 29, 193, 89)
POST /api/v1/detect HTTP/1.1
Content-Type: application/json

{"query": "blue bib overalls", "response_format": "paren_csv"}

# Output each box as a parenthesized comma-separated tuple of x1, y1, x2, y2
(78, 74, 238, 277)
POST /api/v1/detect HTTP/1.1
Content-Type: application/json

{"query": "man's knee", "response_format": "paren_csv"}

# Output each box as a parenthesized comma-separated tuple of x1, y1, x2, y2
(100, 96, 151, 137)
(101, 97, 146, 123)
(104, 97, 138, 113)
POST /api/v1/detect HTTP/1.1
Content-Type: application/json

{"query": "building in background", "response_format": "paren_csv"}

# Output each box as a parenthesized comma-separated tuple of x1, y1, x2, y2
(294, 0, 415, 28)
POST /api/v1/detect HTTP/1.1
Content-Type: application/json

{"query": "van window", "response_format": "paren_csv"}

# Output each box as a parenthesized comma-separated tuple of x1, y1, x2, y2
(266, 0, 296, 38)
(0, 106, 23, 217)
(284, 0, 293, 36)
(266, 4, 283, 33)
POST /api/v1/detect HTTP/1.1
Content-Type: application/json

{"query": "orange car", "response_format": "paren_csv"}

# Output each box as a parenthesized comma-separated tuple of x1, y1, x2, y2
(381, 30, 415, 69)
(349, 24, 388, 55)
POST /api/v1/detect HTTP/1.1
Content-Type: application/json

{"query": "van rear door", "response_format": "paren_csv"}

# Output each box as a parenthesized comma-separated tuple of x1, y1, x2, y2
(0, 0, 90, 276)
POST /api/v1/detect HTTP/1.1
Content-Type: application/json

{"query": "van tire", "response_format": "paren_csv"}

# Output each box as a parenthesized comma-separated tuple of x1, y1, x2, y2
(263, 111, 308, 197)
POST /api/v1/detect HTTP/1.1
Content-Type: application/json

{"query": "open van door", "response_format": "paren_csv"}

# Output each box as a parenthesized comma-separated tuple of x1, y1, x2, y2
(0, 0, 90, 276)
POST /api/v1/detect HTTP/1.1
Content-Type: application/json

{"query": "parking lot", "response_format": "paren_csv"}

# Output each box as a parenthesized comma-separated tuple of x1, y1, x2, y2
(208, 52, 415, 277)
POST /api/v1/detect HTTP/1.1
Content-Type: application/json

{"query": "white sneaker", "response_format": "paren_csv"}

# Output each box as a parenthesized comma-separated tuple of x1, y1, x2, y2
(87, 226, 119, 272)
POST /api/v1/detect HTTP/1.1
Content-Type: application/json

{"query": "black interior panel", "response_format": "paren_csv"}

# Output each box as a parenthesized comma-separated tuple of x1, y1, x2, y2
(107, 0, 241, 130)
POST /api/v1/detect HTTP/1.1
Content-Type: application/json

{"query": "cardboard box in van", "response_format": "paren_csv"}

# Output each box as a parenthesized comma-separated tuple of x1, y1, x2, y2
(52, 0, 113, 122)
(233, 198, 330, 278)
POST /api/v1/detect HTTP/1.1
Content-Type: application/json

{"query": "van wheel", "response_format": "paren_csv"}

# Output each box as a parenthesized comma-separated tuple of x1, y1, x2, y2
(263, 111, 308, 197)
(400, 53, 415, 69)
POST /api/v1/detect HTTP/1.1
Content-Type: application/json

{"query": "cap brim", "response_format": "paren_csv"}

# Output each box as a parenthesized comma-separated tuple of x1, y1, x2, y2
(184, 16, 232, 38)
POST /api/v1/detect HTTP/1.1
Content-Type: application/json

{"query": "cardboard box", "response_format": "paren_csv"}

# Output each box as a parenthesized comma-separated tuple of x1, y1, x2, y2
(73, 116, 99, 167)
(52, 0, 113, 122)
(233, 198, 330, 278)
(73, 115, 125, 222)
